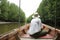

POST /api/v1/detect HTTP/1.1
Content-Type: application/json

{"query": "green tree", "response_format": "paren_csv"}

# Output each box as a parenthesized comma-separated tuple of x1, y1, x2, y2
(27, 14, 33, 23)
(0, 0, 9, 21)
(37, 0, 57, 27)
(37, 0, 60, 29)
(8, 3, 19, 21)
(0, 0, 26, 25)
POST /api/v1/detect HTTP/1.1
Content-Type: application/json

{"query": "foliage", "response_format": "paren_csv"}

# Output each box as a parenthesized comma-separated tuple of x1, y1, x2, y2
(0, 0, 26, 25)
(37, 0, 60, 28)
(27, 14, 33, 23)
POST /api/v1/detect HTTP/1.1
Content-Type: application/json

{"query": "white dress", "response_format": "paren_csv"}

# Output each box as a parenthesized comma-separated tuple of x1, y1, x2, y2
(27, 17, 42, 35)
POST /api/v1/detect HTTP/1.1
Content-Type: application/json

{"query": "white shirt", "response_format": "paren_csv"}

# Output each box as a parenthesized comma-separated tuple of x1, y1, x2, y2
(27, 17, 42, 35)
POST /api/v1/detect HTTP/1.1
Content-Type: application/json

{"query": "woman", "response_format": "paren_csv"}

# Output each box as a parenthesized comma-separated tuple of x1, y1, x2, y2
(27, 12, 50, 39)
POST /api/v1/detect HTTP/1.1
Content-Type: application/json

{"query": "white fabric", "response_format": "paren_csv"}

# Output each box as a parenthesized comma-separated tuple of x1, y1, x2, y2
(27, 17, 42, 35)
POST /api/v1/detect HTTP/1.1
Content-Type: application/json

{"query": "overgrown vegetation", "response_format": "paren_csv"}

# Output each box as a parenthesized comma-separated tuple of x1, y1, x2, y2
(0, 0, 26, 25)
(37, 0, 60, 29)
(27, 14, 33, 23)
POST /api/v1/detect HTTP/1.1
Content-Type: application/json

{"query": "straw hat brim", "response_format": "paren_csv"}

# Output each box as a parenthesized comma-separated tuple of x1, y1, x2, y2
(32, 15, 40, 18)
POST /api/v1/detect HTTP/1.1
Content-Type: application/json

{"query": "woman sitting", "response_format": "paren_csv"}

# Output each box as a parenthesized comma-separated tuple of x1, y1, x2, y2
(27, 12, 51, 39)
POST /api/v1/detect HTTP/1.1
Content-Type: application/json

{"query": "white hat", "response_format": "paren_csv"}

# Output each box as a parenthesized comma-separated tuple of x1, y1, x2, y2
(32, 12, 40, 18)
